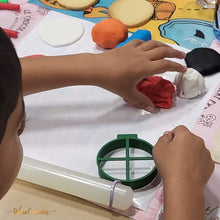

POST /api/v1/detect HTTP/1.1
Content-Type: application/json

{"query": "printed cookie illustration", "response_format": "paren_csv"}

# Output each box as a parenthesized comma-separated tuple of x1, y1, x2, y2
(39, 0, 66, 9)
(57, 0, 99, 10)
(108, 0, 154, 27)
(39, 0, 99, 10)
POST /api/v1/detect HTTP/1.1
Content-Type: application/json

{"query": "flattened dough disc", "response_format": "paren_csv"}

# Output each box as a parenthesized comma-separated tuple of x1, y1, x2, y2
(57, 0, 99, 10)
(39, 17, 84, 47)
(210, 128, 220, 164)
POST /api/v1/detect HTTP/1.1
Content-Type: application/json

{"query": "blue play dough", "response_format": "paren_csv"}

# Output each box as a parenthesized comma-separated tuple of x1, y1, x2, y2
(116, 30, 151, 48)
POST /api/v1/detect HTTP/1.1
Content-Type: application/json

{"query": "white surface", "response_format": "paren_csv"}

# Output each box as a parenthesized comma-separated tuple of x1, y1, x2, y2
(16, 11, 220, 211)
(17, 12, 102, 57)
(38, 16, 84, 47)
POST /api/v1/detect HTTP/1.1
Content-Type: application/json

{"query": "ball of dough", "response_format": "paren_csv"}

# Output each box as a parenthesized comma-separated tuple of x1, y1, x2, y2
(137, 76, 175, 109)
(185, 48, 220, 76)
(174, 68, 206, 99)
(91, 18, 128, 49)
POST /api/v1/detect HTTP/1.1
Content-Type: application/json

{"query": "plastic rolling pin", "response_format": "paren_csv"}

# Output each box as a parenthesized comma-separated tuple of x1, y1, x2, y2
(18, 157, 133, 210)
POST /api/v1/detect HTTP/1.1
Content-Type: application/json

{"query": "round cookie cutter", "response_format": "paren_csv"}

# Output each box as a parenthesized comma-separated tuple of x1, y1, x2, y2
(97, 134, 158, 190)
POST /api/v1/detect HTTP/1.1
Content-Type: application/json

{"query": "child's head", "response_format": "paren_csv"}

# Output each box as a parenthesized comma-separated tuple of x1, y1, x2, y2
(0, 27, 24, 199)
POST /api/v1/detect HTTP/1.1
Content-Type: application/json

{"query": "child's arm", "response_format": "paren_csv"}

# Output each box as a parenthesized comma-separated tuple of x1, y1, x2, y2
(20, 40, 186, 112)
(153, 126, 214, 220)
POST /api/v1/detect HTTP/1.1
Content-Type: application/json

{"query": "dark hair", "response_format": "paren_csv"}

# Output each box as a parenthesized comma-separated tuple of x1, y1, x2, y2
(0, 27, 22, 143)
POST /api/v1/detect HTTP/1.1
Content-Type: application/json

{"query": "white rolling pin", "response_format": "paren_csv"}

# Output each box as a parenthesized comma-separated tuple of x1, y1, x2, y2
(17, 157, 133, 210)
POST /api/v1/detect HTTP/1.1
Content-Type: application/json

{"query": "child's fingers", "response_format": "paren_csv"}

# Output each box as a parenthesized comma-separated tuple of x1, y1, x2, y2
(154, 126, 188, 147)
(170, 125, 189, 138)
(146, 46, 186, 61)
(122, 39, 145, 48)
(143, 59, 187, 76)
(155, 126, 189, 147)
(171, 125, 190, 134)
(156, 131, 174, 145)
(170, 125, 193, 142)
(137, 40, 170, 51)
(124, 87, 155, 112)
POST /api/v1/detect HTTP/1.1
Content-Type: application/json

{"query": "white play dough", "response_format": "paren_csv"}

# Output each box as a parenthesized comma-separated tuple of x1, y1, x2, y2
(174, 68, 206, 99)
(210, 128, 220, 164)
(38, 17, 84, 47)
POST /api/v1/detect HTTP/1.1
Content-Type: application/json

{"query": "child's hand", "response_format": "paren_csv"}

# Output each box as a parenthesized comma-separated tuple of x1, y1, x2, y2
(94, 40, 187, 112)
(153, 125, 214, 219)
(153, 125, 214, 188)
(21, 39, 186, 110)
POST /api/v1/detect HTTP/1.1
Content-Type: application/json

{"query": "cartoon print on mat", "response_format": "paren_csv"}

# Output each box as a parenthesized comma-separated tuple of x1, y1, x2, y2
(159, 19, 215, 49)
(134, 1, 215, 48)
(29, 0, 216, 49)
(156, 1, 215, 49)
(38, 0, 65, 9)
(38, 0, 109, 18)
(149, 0, 175, 20)
(35, 0, 113, 23)
(36, 0, 176, 20)
(83, 6, 108, 18)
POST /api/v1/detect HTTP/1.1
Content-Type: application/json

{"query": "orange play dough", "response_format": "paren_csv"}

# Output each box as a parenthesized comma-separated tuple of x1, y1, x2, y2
(91, 18, 128, 49)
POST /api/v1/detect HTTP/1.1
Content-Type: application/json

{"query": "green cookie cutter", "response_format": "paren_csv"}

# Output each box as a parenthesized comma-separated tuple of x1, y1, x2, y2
(97, 134, 158, 190)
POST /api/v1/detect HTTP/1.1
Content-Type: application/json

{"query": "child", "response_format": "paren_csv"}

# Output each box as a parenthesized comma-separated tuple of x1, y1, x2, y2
(0, 27, 214, 219)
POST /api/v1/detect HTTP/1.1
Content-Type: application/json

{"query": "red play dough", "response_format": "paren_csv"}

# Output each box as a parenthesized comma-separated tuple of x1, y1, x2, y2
(137, 76, 175, 109)
(91, 18, 128, 49)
